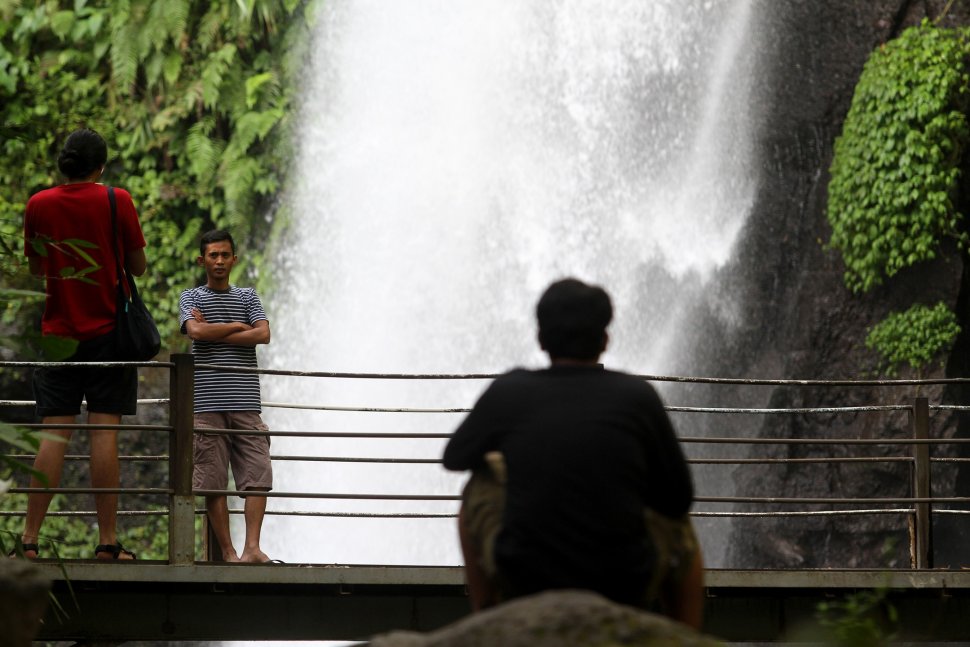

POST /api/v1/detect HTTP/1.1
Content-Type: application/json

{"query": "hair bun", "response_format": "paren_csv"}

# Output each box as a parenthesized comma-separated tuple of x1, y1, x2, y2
(56, 129, 107, 180)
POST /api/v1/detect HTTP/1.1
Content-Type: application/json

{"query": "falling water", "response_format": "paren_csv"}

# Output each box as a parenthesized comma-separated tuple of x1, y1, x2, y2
(260, 0, 760, 567)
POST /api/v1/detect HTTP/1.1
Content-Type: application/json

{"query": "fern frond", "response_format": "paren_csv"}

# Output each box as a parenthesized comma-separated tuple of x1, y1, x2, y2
(144, 50, 164, 91)
(109, 23, 138, 91)
(161, 0, 190, 44)
(163, 51, 182, 85)
(186, 119, 223, 183)
(244, 71, 273, 108)
(131, 0, 153, 60)
(219, 156, 263, 226)
(232, 108, 284, 152)
(197, 4, 226, 51)
(201, 44, 236, 109)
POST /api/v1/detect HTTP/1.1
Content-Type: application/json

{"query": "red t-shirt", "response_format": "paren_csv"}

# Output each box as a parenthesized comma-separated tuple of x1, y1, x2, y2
(24, 183, 146, 341)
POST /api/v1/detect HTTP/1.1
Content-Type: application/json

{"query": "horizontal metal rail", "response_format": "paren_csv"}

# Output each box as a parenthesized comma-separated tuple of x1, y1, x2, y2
(4, 452, 918, 466)
(1, 356, 967, 569)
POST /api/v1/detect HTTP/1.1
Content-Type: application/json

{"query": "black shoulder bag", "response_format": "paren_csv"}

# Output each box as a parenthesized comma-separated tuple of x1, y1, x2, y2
(109, 187, 161, 361)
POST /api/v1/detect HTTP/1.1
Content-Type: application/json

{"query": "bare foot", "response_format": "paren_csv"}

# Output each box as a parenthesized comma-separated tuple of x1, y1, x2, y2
(239, 549, 270, 563)
(222, 552, 242, 563)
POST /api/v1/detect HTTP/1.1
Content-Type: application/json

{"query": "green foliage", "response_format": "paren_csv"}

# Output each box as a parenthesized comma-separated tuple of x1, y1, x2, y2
(0, 0, 309, 563)
(865, 301, 960, 376)
(0, 493, 96, 558)
(0, 287, 79, 359)
(0, 494, 204, 560)
(0, 0, 317, 349)
(827, 20, 970, 293)
(0, 424, 41, 486)
(815, 588, 898, 646)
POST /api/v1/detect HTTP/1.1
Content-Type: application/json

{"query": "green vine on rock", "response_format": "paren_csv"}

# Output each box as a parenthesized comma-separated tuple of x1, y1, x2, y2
(827, 20, 970, 377)
(828, 20, 970, 294)
(865, 301, 960, 377)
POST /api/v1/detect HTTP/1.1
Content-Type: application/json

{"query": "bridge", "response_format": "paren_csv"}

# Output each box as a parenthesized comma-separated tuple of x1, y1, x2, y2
(5, 355, 970, 643)
(27, 563, 970, 642)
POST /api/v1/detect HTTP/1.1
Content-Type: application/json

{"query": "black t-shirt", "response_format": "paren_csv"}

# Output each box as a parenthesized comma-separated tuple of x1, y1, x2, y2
(443, 365, 694, 604)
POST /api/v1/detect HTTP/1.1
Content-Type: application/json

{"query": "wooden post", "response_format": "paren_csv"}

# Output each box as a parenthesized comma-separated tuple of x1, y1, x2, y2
(912, 396, 932, 569)
(169, 353, 196, 565)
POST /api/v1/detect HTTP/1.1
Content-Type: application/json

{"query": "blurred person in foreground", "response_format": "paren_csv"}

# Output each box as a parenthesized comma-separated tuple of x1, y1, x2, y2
(443, 277, 703, 628)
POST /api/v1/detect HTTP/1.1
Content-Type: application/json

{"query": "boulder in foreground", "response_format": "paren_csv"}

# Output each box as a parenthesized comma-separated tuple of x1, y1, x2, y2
(369, 589, 723, 647)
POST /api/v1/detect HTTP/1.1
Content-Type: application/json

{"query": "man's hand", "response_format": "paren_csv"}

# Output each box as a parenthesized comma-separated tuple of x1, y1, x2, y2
(192, 308, 207, 323)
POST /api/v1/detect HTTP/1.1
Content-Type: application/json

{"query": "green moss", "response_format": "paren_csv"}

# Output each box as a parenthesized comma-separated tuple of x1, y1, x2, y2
(828, 20, 970, 293)
(827, 20, 970, 376)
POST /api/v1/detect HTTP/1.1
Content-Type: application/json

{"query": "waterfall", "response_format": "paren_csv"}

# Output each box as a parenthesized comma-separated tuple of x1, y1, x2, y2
(260, 0, 760, 567)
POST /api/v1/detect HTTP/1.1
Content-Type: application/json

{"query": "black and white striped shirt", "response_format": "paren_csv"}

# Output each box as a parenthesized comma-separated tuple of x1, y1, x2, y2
(178, 285, 268, 413)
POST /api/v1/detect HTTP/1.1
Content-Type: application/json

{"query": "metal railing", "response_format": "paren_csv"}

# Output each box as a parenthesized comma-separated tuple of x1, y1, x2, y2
(2, 354, 968, 568)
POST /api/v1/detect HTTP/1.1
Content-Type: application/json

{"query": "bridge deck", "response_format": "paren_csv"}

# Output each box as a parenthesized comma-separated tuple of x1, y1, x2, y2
(32, 564, 970, 643)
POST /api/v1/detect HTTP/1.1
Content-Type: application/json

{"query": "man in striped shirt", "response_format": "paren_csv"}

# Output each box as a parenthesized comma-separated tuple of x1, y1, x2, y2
(178, 229, 274, 563)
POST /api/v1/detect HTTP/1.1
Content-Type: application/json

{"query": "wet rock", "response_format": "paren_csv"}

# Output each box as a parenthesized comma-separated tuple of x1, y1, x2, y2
(368, 589, 723, 647)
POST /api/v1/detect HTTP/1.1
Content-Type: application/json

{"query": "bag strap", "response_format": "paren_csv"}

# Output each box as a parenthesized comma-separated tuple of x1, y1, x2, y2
(108, 187, 123, 283)
(108, 186, 139, 301)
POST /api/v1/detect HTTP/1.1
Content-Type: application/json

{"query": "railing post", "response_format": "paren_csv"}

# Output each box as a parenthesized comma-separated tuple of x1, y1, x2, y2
(912, 396, 932, 569)
(169, 353, 195, 566)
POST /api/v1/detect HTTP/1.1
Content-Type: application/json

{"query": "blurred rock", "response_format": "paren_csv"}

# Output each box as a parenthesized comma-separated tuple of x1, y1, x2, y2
(0, 557, 51, 647)
(368, 589, 723, 647)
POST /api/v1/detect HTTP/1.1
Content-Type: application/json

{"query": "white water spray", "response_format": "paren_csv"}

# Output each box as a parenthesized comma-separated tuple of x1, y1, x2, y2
(260, 0, 760, 567)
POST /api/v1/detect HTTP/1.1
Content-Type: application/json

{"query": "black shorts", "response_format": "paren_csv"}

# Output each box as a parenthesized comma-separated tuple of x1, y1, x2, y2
(32, 331, 137, 417)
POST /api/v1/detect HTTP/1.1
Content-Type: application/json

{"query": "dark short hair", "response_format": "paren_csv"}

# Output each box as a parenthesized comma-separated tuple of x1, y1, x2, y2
(536, 278, 613, 360)
(57, 129, 107, 180)
(200, 229, 235, 256)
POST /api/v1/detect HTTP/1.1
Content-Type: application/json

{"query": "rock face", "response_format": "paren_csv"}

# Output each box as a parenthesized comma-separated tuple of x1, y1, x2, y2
(368, 590, 723, 647)
(675, 0, 970, 569)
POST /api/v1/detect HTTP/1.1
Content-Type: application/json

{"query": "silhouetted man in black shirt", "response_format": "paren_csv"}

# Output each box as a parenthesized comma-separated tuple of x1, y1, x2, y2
(444, 278, 703, 627)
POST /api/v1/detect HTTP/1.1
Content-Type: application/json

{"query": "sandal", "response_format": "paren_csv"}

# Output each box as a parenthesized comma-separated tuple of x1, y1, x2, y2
(95, 542, 136, 560)
(7, 541, 39, 558)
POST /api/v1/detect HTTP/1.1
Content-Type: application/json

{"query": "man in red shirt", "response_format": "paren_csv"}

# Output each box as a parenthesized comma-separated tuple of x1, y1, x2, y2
(17, 129, 147, 560)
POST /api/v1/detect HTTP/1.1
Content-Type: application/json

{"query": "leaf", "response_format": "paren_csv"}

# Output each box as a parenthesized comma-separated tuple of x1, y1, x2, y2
(0, 288, 47, 299)
(39, 335, 79, 361)
(0, 423, 40, 454)
(60, 237, 98, 249)
(110, 22, 139, 90)
(50, 10, 75, 40)
(163, 51, 182, 85)
(245, 72, 274, 108)
(201, 44, 237, 109)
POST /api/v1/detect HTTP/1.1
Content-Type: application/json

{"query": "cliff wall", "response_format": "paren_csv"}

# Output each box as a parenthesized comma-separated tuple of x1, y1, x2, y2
(696, 0, 970, 568)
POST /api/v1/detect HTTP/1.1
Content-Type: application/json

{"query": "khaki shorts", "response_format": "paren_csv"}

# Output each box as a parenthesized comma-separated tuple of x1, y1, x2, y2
(460, 454, 699, 610)
(193, 411, 273, 494)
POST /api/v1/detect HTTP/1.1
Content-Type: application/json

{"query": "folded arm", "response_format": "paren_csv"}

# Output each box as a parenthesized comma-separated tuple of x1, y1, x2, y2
(222, 319, 270, 346)
(184, 308, 270, 346)
(184, 316, 252, 342)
